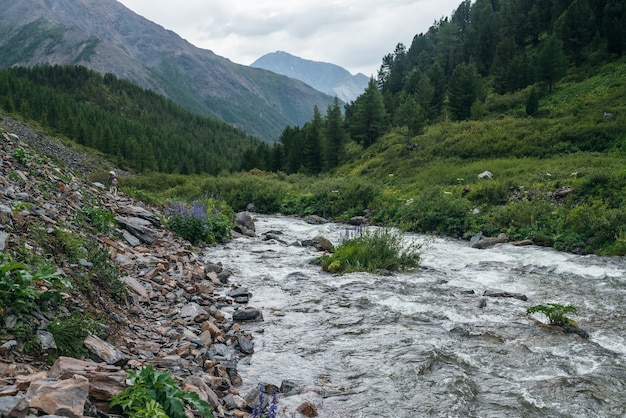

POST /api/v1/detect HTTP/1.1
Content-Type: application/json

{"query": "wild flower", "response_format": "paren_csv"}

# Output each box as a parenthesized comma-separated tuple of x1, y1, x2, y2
(167, 198, 233, 245)
(251, 384, 278, 418)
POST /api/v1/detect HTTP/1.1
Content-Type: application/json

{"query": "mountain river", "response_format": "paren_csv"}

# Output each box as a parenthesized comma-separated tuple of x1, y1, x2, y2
(205, 215, 626, 418)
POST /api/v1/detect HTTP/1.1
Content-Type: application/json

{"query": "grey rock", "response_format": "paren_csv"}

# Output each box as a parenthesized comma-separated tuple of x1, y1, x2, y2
(36, 330, 57, 351)
(238, 337, 254, 354)
(180, 302, 207, 320)
(115, 215, 157, 244)
(122, 231, 141, 247)
(235, 211, 255, 232)
(0, 395, 28, 418)
(232, 309, 263, 322)
(483, 289, 527, 301)
(303, 214, 328, 224)
(0, 230, 8, 250)
(117, 205, 162, 227)
(83, 335, 129, 366)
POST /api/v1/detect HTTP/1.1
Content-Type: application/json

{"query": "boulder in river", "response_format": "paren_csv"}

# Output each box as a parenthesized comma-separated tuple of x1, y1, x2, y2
(235, 211, 256, 237)
(483, 289, 528, 301)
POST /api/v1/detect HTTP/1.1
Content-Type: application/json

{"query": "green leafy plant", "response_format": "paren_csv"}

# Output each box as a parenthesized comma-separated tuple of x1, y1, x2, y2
(47, 313, 102, 358)
(321, 228, 424, 274)
(84, 240, 126, 299)
(77, 207, 116, 233)
(526, 303, 579, 327)
(110, 365, 213, 418)
(11, 148, 39, 165)
(0, 253, 71, 315)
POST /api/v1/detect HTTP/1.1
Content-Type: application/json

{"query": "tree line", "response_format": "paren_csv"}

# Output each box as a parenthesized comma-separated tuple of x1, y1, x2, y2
(242, 0, 626, 173)
(0, 65, 259, 174)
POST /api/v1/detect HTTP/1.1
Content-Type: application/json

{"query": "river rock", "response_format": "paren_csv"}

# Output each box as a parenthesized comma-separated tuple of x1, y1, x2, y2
(235, 211, 256, 237)
(472, 233, 508, 249)
(232, 309, 263, 322)
(238, 337, 254, 355)
(564, 325, 590, 339)
(349, 216, 368, 226)
(301, 236, 334, 251)
(303, 215, 328, 224)
(297, 400, 319, 417)
(483, 289, 528, 301)
(511, 239, 535, 246)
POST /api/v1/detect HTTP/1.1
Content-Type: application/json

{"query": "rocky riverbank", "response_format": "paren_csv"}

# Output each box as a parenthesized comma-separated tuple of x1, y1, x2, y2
(0, 120, 269, 417)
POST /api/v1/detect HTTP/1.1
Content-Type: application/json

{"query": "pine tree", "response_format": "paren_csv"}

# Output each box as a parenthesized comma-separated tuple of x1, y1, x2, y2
(302, 106, 323, 174)
(349, 79, 388, 147)
(448, 62, 480, 120)
(323, 98, 346, 171)
(538, 35, 568, 91)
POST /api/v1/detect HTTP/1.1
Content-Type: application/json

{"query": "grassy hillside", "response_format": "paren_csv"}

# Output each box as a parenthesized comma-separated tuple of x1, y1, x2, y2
(123, 60, 626, 255)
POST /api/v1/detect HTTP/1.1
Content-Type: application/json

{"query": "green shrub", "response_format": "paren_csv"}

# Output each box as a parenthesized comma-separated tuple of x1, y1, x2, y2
(84, 240, 126, 299)
(110, 365, 213, 418)
(167, 198, 233, 245)
(486, 196, 557, 244)
(0, 253, 71, 315)
(47, 313, 102, 358)
(397, 190, 471, 236)
(77, 206, 116, 233)
(321, 228, 423, 274)
(527, 303, 579, 327)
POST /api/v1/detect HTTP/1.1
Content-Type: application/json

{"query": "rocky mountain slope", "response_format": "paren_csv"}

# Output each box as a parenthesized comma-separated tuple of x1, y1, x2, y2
(0, 0, 335, 142)
(251, 51, 369, 103)
(0, 116, 279, 417)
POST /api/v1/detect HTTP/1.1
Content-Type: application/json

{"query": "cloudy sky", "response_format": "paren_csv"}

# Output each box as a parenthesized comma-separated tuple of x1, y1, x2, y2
(117, 0, 462, 77)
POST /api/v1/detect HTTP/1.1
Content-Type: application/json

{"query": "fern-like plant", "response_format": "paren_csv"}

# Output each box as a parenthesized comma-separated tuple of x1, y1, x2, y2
(526, 303, 578, 327)
(110, 365, 213, 418)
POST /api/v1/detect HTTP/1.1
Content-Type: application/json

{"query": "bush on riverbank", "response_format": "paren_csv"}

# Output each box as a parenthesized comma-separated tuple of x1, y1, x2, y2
(167, 198, 233, 245)
(320, 228, 423, 274)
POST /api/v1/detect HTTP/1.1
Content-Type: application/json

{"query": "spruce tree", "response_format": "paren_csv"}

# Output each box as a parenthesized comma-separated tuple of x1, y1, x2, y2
(349, 78, 388, 147)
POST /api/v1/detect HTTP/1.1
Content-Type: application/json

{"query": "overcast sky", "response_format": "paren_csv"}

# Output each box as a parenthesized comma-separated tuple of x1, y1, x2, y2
(116, 0, 462, 77)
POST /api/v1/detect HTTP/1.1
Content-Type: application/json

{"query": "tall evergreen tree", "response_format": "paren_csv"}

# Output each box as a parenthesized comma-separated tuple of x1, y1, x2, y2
(538, 35, 568, 90)
(448, 62, 480, 120)
(603, 0, 626, 55)
(302, 106, 323, 174)
(349, 79, 388, 147)
(323, 98, 346, 171)
(556, 0, 596, 63)
(279, 125, 304, 174)
(395, 95, 426, 138)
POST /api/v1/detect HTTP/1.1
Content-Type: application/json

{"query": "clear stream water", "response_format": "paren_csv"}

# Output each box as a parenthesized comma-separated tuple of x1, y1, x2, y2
(206, 215, 626, 418)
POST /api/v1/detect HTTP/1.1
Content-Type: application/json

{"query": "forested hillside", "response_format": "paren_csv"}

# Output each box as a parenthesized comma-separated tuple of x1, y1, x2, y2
(0, 65, 259, 174)
(243, 0, 626, 173)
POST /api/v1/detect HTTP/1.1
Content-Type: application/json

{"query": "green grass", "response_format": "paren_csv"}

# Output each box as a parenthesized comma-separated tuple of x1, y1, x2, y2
(320, 228, 424, 274)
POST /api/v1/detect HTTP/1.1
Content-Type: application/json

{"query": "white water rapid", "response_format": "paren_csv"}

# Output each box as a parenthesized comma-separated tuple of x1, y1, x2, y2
(205, 215, 626, 418)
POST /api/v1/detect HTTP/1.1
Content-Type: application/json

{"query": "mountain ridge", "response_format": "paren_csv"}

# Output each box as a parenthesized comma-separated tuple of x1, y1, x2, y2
(0, 0, 336, 142)
(251, 51, 369, 102)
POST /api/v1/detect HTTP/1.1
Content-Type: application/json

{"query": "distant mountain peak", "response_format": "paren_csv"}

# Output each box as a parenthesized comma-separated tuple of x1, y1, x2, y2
(251, 51, 369, 102)
(0, 0, 335, 142)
